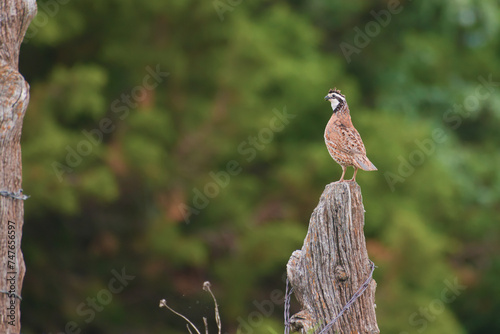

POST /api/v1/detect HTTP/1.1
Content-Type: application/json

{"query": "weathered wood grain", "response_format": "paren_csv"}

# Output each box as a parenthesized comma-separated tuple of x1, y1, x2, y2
(287, 181, 379, 334)
(0, 0, 37, 332)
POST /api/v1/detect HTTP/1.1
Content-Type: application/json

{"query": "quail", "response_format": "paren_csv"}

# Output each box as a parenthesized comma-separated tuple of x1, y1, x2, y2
(324, 88, 377, 182)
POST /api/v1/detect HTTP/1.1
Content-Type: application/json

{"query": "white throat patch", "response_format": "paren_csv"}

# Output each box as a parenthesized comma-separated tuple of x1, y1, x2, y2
(330, 99, 340, 111)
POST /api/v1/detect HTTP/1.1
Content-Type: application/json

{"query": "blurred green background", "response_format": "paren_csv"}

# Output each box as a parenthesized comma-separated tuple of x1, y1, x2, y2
(18, 0, 500, 333)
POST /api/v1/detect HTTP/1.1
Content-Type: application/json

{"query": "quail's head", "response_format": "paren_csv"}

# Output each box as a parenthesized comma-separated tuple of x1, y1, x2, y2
(324, 88, 346, 112)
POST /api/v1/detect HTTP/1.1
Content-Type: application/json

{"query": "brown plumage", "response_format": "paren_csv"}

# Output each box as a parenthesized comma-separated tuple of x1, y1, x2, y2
(324, 88, 377, 182)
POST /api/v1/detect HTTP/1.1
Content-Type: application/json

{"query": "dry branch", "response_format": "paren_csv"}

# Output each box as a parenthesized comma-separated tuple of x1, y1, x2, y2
(160, 281, 222, 334)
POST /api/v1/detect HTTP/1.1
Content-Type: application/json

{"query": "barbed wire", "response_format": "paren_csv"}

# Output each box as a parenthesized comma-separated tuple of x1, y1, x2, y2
(317, 260, 376, 334)
(284, 277, 294, 334)
(0, 290, 22, 300)
(0, 189, 29, 200)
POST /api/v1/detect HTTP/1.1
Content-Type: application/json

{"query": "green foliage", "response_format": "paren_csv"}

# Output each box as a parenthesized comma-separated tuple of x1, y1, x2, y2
(18, 0, 500, 333)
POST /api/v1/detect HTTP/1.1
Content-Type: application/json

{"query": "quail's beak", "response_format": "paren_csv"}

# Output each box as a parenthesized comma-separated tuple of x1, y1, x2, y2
(324, 95, 331, 101)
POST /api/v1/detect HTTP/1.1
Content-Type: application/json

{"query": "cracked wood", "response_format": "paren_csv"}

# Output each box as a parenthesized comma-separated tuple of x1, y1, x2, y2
(287, 182, 379, 334)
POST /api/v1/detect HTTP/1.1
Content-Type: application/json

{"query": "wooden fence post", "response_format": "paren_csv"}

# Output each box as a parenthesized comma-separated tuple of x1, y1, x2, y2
(0, 1, 37, 332)
(286, 181, 379, 334)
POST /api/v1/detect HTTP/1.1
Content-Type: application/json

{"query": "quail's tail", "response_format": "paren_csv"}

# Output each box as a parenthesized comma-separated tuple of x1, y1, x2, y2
(354, 154, 377, 171)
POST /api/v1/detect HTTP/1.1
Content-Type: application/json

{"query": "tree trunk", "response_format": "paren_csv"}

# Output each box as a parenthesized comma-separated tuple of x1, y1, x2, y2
(287, 181, 379, 334)
(0, 1, 37, 332)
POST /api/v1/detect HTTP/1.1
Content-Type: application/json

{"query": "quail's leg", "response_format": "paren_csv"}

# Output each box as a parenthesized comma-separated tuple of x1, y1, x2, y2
(350, 167, 358, 182)
(339, 166, 346, 182)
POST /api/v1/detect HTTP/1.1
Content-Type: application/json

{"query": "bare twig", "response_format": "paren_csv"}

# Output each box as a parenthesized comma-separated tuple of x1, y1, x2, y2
(159, 299, 201, 334)
(203, 317, 209, 334)
(159, 281, 223, 334)
(203, 281, 222, 334)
